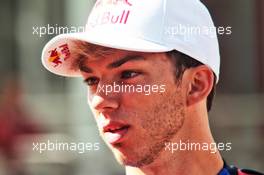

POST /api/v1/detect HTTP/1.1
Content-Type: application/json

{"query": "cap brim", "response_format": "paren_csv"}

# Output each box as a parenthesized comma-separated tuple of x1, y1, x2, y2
(42, 32, 173, 77)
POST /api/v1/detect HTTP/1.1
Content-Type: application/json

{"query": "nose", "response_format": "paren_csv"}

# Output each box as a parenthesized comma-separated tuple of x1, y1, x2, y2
(90, 95, 119, 112)
(88, 84, 119, 113)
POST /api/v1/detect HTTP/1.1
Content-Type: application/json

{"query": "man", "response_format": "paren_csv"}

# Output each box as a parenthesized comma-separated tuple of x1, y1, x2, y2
(41, 0, 263, 174)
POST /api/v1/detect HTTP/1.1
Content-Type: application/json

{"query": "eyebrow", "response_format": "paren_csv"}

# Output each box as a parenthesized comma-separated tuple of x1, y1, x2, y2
(79, 55, 145, 73)
(79, 60, 93, 73)
(107, 55, 145, 69)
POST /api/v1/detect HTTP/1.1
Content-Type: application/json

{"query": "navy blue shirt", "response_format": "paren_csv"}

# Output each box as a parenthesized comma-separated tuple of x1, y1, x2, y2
(218, 162, 263, 175)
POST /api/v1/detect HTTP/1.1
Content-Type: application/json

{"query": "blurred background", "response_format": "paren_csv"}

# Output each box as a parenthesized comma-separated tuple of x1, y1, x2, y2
(0, 0, 263, 174)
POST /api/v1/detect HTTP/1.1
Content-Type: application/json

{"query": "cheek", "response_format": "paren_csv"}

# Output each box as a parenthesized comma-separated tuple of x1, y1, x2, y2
(129, 88, 185, 134)
(119, 83, 169, 107)
(120, 92, 158, 111)
(120, 82, 180, 108)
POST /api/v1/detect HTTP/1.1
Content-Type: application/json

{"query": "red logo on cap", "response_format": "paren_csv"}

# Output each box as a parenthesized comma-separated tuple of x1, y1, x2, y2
(59, 44, 70, 60)
(95, 0, 132, 8)
(89, 0, 132, 28)
(48, 43, 70, 67)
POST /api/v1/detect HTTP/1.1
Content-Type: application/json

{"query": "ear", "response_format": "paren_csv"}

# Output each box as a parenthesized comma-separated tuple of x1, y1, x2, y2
(186, 66, 214, 107)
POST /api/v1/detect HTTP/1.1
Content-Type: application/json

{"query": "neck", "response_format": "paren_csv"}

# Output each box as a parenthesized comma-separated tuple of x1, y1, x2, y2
(125, 104, 224, 175)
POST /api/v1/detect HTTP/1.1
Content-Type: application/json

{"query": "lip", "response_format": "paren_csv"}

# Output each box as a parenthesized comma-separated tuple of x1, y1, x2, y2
(102, 121, 130, 144)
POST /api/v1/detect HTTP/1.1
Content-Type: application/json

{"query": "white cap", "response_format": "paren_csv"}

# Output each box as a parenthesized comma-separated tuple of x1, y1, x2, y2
(41, 0, 220, 81)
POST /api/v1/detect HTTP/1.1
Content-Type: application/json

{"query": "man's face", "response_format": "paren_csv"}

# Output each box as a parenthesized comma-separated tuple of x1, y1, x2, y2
(80, 49, 186, 167)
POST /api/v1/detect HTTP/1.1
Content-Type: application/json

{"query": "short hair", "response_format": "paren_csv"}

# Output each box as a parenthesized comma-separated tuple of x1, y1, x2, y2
(166, 50, 216, 112)
(70, 41, 116, 71)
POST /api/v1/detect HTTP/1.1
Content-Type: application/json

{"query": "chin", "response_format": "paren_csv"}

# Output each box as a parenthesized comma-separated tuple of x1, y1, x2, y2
(112, 149, 144, 167)
(112, 149, 127, 165)
(110, 147, 132, 165)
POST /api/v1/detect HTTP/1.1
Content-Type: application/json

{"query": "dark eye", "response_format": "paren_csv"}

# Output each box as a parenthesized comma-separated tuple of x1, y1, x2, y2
(121, 71, 140, 79)
(84, 77, 99, 86)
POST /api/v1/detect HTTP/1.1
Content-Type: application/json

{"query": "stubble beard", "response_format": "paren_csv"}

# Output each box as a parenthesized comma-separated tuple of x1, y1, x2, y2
(112, 89, 186, 168)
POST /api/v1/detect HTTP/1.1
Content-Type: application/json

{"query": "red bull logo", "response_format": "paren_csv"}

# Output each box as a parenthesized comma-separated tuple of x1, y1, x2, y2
(89, 0, 132, 28)
(95, 0, 132, 8)
(48, 43, 70, 67)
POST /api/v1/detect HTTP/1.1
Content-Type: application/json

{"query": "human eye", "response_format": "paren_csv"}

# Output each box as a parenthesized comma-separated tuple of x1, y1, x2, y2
(83, 77, 99, 86)
(120, 70, 141, 79)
